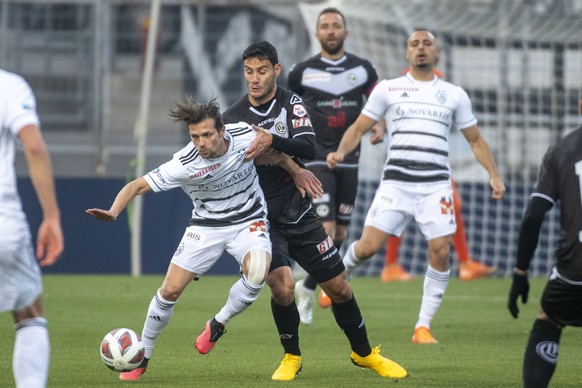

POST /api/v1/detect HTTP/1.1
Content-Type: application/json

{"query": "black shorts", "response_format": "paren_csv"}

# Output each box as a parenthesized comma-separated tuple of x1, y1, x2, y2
(268, 209, 345, 284)
(308, 164, 358, 225)
(541, 270, 582, 327)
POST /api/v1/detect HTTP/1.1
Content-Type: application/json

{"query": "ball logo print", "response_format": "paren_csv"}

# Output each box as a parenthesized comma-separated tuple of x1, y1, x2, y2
(100, 328, 145, 372)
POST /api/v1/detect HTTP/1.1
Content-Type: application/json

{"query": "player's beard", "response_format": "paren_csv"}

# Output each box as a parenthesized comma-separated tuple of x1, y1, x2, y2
(321, 38, 344, 56)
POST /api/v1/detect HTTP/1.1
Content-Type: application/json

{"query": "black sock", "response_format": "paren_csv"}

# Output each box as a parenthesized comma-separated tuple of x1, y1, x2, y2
(331, 294, 371, 357)
(523, 319, 561, 388)
(303, 275, 318, 291)
(271, 298, 301, 356)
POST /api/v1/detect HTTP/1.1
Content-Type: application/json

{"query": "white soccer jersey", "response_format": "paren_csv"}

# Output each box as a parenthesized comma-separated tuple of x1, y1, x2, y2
(0, 69, 41, 245)
(363, 73, 477, 183)
(144, 122, 267, 226)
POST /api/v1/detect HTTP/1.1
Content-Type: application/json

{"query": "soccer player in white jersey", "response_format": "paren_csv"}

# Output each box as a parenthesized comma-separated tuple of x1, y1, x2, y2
(87, 97, 276, 381)
(0, 68, 64, 388)
(327, 29, 505, 344)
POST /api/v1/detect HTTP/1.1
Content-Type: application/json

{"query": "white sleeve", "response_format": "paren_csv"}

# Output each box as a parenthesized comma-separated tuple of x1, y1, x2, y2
(361, 80, 388, 122)
(143, 157, 187, 192)
(5, 76, 40, 135)
(455, 87, 478, 130)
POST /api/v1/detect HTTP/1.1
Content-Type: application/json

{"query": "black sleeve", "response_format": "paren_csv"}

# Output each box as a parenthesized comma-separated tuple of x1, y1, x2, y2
(515, 196, 554, 271)
(271, 133, 316, 160)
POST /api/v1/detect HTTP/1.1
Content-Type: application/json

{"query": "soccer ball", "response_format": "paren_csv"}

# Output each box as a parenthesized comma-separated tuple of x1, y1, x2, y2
(100, 328, 145, 372)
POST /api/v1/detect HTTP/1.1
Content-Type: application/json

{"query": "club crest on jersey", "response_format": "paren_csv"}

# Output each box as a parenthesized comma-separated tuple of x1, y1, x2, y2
(275, 122, 287, 134)
(293, 104, 307, 117)
(290, 94, 303, 104)
(440, 196, 454, 215)
(435, 89, 447, 104)
(346, 72, 357, 85)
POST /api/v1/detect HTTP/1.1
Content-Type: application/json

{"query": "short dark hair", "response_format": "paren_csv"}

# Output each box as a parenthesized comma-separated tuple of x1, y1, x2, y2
(317, 7, 347, 29)
(242, 41, 279, 67)
(169, 96, 223, 129)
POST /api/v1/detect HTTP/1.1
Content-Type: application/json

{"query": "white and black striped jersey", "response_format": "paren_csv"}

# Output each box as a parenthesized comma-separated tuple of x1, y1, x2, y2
(144, 122, 267, 226)
(532, 126, 582, 279)
(0, 69, 40, 246)
(363, 73, 477, 183)
(287, 53, 378, 166)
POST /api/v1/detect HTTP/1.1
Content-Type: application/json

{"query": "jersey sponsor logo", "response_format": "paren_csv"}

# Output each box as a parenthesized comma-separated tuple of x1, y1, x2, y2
(311, 192, 330, 204)
(317, 235, 334, 254)
(190, 163, 221, 178)
(338, 204, 354, 215)
(440, 196, 454, 215)
(292, 117, 311, 129)
(249, 221, 267, 233)
(317, 99, 359, 108)
(293, 104, 307, 117)
(275, 122, 287, 134)
(395, 106, 452, 122)
(303, 73, 331, 82)
(325, 66, 345, 72)
(150, 168, 168, 185)
(536, 341, 559, 364)
(185, 230, 205, 245)
(378, 193, 397, 208)
(290, 94, 302, 104)
(435, 89, 448, 104)
(389, 86, 419, 92)
(328, 111, 346, 128)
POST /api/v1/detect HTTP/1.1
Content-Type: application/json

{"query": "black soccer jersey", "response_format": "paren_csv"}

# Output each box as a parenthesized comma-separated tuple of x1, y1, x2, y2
(533, 126, 582, 279)
(287, 53, 378, 165)
(223, 87, 317, 225)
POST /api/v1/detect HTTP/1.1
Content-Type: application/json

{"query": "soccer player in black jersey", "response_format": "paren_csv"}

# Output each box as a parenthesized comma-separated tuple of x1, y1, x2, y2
(221, 41, 406, 381)
(508, 93, 582, 388)
(287, 8, 381, 322)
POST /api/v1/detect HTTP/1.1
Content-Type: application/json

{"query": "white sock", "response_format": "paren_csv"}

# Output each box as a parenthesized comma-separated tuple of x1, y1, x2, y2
(215, 276, 263, 325)
(415, 265, 450, 329)
(142, 289, 176, 359)
(342, 241, 363, 273)
(13, 317, 49, 388)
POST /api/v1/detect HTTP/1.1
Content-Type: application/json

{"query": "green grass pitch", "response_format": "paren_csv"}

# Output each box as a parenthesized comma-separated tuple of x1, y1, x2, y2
(1, 275, 581, 387)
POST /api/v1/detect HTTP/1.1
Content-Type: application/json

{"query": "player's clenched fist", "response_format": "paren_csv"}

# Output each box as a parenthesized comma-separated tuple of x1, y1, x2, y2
(326, 151, 344, 169)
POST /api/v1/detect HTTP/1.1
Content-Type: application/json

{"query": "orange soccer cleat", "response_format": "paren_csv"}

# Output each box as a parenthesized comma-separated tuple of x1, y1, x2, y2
(381, 264, 414, 282)
(412, 326, 438, 344)
(318, 289, 332, 308)
(459, 259, 496, 281)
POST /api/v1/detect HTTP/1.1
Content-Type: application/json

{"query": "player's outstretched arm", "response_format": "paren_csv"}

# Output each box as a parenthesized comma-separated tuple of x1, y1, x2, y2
(327, 114, 377, 169)
(86, 177, 152, 222)
(461, 125, 505, 199)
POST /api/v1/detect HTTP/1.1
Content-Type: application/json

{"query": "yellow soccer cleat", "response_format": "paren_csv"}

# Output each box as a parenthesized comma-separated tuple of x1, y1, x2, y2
(271, 353, 302, 381)
(412, 326, 438, 344)
(350, 346, 408, 379)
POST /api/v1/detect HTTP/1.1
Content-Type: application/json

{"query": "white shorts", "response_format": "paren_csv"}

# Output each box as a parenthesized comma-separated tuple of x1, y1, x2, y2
(0, 239, 42, 313)
(364, 181, 457, 240)
(170, 219, 271, 275)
